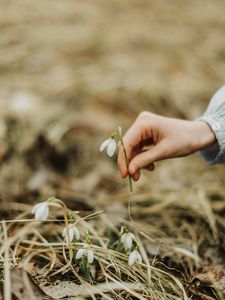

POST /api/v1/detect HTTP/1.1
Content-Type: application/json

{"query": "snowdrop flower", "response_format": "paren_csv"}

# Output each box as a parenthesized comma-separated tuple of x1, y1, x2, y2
(128, 250, 142, 266)
(121, 232, 135, 251)
(31, 201, 49, 220)
(76, 247, 94, 264)
(100, 137, 117, 157)
(63, 224, 80, 243)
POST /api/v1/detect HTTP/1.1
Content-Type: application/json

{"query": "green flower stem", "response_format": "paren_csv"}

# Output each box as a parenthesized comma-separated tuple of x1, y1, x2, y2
(118, 127, 133, 193)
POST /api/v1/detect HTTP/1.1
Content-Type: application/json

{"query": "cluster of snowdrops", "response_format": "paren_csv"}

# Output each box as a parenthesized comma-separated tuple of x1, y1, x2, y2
(32, 198, 142, 269)
(31, 129, 141, 276)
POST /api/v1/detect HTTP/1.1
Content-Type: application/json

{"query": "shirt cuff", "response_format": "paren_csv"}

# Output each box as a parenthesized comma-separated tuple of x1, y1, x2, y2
(197, 115, 225, 164)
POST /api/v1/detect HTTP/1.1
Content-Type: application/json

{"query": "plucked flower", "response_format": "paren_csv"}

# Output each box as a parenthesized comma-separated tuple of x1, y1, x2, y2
(76, 247, 94, 264)
(121, 232, 135, 251)
(100, 138, 117, 157)
(128, 250, 142, 266)
(31, 201, 49, 220)
(63, 224, 80, 243)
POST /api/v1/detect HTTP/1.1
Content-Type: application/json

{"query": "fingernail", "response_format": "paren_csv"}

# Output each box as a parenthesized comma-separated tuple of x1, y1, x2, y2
(151, 165, 155, 171)
(133, 173, 140, 181)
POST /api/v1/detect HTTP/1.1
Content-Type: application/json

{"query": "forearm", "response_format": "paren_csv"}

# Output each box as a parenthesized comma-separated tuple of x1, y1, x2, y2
(191, 120, 216, 152)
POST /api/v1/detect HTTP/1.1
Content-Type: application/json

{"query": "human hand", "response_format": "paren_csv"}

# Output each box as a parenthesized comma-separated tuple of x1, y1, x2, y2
(117, 111, 216, 181)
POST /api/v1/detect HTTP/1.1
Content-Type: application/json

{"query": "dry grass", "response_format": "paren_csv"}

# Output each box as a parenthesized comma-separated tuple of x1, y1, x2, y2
(0, 191, 224, 299)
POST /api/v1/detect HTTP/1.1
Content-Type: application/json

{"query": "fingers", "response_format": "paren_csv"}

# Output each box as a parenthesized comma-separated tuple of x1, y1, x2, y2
(117, 134, 140, 177)
(130, 162, 155, 182)
(132, 170, 140, 181)
(117, 118, 150, 177)
(129, 145, 164, 175)
(144, 163, 155, 172)
(117, 143, 128, 178)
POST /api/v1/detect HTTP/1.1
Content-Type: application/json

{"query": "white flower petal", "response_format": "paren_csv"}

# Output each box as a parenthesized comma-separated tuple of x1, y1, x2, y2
(31, 203, 41, 214)
(128, 251, 137, 266)
(76, 249, 86, 260)
(137, 252, 142, 264)
(128, 233, 135, 240)
(73, 226, 80, 241)
(100, 139, 110, 152)
(68, 227, 76, 242)
(121, 232, 135, 250)
(87, 249, 94, 264)
(107, 139, 117, 157)
(39, 205, 49, 220)
(121, 233, 126, 244)
(124, 235, 133, 250)
(63, 226, 74, 243)
(63, 225, 80, 242)
(33, 202, 49, 220)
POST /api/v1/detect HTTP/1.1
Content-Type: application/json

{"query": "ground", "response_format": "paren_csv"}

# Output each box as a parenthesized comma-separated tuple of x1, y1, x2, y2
(0, 0, 225, 299)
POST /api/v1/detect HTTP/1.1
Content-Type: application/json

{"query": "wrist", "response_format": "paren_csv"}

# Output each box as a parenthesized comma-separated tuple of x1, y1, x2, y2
(192, 120, 216, 151)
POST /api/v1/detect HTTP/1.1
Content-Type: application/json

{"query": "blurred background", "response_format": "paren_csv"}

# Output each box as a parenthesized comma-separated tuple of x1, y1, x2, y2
(0, 0, 225, 212)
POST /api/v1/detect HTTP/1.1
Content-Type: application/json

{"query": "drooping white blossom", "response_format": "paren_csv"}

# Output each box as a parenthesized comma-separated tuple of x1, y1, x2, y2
(128, 250, 142, 266)
(100, 138, 117, 157)
(76, 248, 86, 260)
(76, 247, 94, 264)
(87, 249, 94, 264)
(121, 232, 135, 251)
(31, 202, 49, 220)
(63, 224, 80, 243)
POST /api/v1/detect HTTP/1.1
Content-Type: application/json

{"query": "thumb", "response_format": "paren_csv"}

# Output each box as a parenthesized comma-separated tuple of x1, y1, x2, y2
(128, 145, 165, 175)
